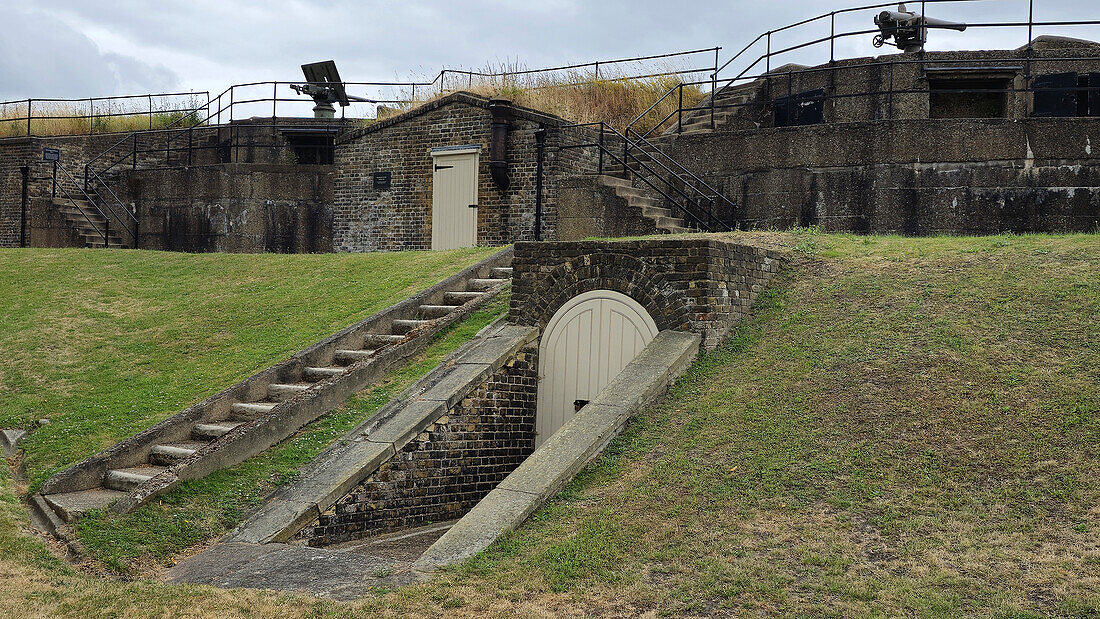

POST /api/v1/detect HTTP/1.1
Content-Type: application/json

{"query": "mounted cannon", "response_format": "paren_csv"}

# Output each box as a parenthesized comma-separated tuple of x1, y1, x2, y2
(873, 3, 967, 53)
(290, 60, 374, 118)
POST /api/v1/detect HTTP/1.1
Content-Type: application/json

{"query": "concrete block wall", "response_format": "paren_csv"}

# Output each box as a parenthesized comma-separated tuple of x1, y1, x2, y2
(128, 164, 334, 253)
(510, 238, 785, 350)
(300, 342, 538, 547)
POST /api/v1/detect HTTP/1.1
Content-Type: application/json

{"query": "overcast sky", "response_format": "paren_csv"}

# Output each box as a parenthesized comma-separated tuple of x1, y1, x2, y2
(2, 0, 1098, 103)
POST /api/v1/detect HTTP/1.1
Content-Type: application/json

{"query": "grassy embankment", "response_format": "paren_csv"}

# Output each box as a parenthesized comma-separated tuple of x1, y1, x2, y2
(0, 247, 497, 492)
(1, 233, 1097, 617)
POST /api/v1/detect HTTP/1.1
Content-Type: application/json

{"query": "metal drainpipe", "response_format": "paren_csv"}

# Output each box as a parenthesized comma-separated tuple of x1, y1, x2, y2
(534, 127, 546, 241)
(488, 98, 512, 190)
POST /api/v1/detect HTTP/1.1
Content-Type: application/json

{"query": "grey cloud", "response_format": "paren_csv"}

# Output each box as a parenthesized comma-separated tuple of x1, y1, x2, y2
(0, 7, 179, 100)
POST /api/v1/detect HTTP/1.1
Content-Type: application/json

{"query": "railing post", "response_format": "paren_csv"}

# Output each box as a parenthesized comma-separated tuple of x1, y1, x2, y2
(148, 94, 153, 130)
(89, 98, 94, 134)
(766, 31, 771, 75)
(104, 213, 110, 249)
(679, 85, 684, 134)
(132, 134, 137, 171)
(830, 12, 836, 63)
(188, 126, 193, 166)
(598, 124, 605, 175)
(52, 160, 57, 199)
(26, 99, 31, 136)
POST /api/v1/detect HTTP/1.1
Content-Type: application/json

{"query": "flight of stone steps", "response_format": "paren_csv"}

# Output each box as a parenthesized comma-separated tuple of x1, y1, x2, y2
(34, 255, 514, 525)
(51, 198, 127, 249)
(594, 175, 689, 234)
(667, 81, 761, 136)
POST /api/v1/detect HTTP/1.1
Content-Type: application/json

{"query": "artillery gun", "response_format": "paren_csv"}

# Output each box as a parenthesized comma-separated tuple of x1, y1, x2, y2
(873, 3, 967, 53)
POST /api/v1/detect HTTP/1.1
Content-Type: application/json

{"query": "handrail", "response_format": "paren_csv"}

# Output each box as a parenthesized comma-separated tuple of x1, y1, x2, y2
(561, 122, 734, 231)
(53, 161, 111, 247)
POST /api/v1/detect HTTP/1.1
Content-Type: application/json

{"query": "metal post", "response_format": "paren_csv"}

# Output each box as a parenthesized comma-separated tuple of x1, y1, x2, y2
(89, 99, 94, 134)
(19, 165, 28, 247)
(132, 134, 137, 171)
(598, 124, 605, 174)
(679, 85, 685, 134)
(1025, 0, 1034, 82)
(148, 94, 153, 130)
(920, 0, 927, 53)
(830, 12, 836, 62)
(26, 100, 31, 136)
(188, 127, 193, 166)
(104, 213, 110, 249)
(51, 161, 57, 199)
(766, 32, 771, 74)
(711, 47, 719, 130)
(534, 128, 546, 242)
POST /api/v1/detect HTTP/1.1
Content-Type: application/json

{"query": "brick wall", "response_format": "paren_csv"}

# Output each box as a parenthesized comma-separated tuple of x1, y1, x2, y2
(331, 92, 596, 252)
(510, 238, 785, 350)
(0, 139, 32, 247)
(301, 343, 538, 546)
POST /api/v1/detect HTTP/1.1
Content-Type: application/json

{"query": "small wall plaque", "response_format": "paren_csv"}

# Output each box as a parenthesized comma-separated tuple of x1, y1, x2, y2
(373, 171, 392, 190)
(42, 148, 60, 162)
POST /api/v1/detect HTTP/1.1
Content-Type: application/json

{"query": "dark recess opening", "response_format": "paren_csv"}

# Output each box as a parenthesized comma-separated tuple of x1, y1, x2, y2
(772, 89, 825, 127)
(1032, 72, 1100, 117)
(929, 78, 1009, 119)
(284, 132, 335, 165)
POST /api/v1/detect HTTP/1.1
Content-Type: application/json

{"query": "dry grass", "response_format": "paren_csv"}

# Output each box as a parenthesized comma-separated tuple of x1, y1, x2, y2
(380, 63, 706, 133)
(0, 99, 204, 138)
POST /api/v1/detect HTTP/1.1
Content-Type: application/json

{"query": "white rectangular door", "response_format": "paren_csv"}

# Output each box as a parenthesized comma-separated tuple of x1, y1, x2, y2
(431, 148, 479, 250)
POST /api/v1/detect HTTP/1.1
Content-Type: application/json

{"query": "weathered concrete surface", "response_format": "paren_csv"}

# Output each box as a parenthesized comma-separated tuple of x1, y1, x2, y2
(167, 542, 399, 601)
(0, 429, 26, 457)
(413, 329, 700, 571)
(226, 321, 539, 545)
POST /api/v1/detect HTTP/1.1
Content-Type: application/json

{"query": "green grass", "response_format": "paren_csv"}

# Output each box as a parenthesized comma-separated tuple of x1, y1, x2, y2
(0, 233, 1097, 617)
(0, 247, 498, 490)
(75, 295, 510, 573)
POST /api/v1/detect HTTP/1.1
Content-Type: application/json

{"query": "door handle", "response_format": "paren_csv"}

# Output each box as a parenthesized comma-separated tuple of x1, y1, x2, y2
(468, 204, 478, 209)
(434, 164, 453, 171)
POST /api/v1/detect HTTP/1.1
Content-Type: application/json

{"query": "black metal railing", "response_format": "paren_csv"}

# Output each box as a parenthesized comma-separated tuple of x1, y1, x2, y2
(626, 0, 1100, 142)
(51, 161, 113, 247)
(561, 122, 735, 232)
(0, 91, 209, 138)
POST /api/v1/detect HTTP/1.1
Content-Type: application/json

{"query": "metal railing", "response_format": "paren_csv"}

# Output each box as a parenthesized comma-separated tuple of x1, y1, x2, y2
(626, 0, 1100, 142)
(51, 160, 113, 247)
(561, 122, 735, 232)
(0, 91, 209, 138)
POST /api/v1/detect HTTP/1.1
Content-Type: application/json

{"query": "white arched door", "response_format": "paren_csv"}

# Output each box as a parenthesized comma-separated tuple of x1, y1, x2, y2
(536, 290, 658, 448)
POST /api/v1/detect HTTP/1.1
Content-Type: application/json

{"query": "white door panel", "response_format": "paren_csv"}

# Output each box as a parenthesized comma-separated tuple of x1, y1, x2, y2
(431, 148, 479, 250)
(535, 290, 658, 448)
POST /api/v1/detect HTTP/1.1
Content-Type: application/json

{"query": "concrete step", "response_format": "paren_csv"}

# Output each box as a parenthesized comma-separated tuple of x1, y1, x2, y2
(419, 304, 461, 319)
(364, 333, 405, 347)
(467, 278, 506, 291)
(192, 421, 245, 440)
(267, 383, 310, 401)
(628, 196, 662, 208)
(334, 349, 375, 364)
(104, 465, 167, 492)
(230, 402, 278, 418)
(149, 441, 205, 465)
(392, 319, 430, 335)
(43, 488, 128, 522)
(643, 206, 673, 219)
(595, 175, 632, 188)
(302, 366, 348, 382)
(443, 291, 483, 305)
(489, 267, 513, 279)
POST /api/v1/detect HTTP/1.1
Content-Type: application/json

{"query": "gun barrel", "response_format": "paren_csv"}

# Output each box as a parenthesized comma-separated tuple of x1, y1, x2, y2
(923, 16, 967, 32)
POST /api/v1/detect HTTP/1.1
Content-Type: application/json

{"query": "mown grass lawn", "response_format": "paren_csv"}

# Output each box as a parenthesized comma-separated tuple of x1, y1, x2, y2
(0, 233, 1097, 617)
(0, 247, 498, 490)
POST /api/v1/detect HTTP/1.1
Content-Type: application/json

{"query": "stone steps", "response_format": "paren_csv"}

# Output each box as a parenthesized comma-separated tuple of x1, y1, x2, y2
(35, 251, 516, 523)
(52, 199, 127, 248)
